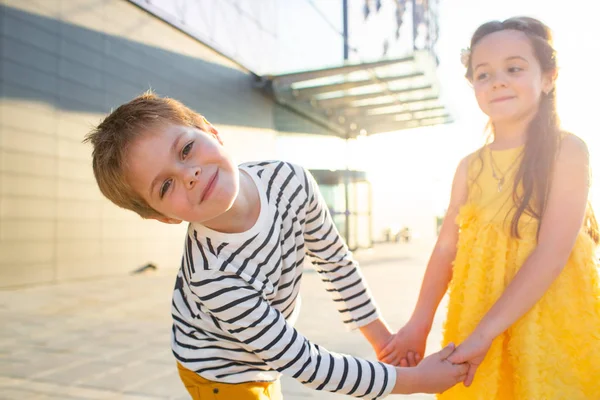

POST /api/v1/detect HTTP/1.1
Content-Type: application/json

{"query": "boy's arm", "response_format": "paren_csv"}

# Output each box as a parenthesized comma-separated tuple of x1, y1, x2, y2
(189, 269, 467, 397)
(189, 269, 396, 399)
(298, 166, 391, 347)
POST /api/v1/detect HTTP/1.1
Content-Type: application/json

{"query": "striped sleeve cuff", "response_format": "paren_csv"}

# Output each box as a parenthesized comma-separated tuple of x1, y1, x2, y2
(377, 362, 397, 399)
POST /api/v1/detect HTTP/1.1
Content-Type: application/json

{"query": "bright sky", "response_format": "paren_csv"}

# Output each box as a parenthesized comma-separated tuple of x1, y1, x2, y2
(352, 0, 600, 238)
(181, 0, 600, 239)
(437, 0, 600, 140)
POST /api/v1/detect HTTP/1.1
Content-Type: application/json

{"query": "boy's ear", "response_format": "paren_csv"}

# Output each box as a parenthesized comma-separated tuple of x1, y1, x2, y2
(210, 127, 223, 145)
(151, 216, 183, 224)
(202, 117, 223, 145)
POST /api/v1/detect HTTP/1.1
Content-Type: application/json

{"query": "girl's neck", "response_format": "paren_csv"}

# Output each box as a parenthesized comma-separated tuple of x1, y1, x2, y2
(491, 118, 530, 150)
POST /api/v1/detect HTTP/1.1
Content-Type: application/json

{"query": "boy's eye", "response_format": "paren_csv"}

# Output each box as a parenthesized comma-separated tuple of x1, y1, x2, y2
(160, 179, 172, 198)
(182, 141, 193, 159)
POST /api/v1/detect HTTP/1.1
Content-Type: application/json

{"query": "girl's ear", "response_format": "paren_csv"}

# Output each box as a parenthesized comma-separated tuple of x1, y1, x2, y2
(542, 69, 557, 94)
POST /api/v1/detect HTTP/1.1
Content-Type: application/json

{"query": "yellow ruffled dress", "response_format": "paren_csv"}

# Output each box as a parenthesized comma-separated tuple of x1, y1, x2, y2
(439, 145, 600, 400)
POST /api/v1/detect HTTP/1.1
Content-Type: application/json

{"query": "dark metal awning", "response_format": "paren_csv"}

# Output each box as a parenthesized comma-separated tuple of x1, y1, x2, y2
(256, 51, 453, 139)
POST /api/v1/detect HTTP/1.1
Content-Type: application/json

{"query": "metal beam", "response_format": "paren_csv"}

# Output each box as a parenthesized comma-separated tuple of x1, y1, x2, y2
(364, 116, 454, 135)
(268, 56, 414, 86)
(316, 84, 433, 108)
(257, 48, 451, 138)
(291, 72, 424, 99)
(350, 107, 447, 124)
(342, 96, 439, 116)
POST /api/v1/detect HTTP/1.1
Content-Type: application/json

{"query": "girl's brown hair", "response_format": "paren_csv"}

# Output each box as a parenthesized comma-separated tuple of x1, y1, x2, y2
(465, 17, 598, 243)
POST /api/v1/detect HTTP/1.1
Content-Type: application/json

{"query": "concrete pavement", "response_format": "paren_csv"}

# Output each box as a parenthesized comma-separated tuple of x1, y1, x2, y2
(0, 240, 446, 399)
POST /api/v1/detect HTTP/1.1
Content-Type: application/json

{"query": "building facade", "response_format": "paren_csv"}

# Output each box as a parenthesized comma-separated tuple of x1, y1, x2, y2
(0, 0, 344, 287)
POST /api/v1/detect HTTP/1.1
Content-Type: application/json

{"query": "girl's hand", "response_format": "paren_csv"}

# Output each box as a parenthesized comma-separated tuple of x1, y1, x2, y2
(446, 330, 493, 387)
(393, 343, 469, 394)
(377, 321, 430, 367)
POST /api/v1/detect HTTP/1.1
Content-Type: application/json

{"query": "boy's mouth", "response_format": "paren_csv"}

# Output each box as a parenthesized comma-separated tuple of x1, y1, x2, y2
(200, 169, 219, 203)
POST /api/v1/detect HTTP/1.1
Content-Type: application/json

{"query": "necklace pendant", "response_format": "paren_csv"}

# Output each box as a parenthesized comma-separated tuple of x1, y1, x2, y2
(497, 177, 504, 192)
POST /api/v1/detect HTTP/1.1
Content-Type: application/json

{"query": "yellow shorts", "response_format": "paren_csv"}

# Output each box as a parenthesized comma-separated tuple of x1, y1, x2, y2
(177, 362, 283, 400)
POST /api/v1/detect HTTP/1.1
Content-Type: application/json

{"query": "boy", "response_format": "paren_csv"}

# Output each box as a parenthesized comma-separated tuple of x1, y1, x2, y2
(84, 92, 467, 399)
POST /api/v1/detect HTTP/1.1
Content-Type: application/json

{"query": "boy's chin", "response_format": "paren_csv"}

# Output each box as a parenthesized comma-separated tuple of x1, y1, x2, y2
(152, 216, 183, 224)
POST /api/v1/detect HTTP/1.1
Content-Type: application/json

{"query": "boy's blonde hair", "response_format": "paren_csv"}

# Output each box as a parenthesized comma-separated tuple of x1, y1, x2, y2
(84, 91, 210, 218)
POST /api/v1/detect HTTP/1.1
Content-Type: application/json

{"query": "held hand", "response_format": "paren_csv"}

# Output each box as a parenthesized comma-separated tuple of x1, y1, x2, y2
(377, 322, 429, 367)
(446, 330, 493, 387)
(394, 343, 469, 394)
(359, 318, 395, 359)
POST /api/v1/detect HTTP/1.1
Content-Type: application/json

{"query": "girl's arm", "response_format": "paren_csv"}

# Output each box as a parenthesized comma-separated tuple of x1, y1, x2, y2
(472, 135, 590, 342)
(410, 155, 469, 330)
(448, 135, 591, 386)
(378, 156, 469, 365)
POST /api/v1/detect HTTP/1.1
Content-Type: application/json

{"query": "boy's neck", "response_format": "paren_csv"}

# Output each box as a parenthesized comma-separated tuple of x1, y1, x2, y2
(201, 169, 261, 234)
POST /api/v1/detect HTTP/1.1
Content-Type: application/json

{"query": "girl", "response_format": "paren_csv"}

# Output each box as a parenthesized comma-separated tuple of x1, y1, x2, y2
(379, 16, 600, 399)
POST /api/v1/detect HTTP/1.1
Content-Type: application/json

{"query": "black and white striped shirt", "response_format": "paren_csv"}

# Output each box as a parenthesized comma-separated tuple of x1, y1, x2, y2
(171, 161, 395, 399)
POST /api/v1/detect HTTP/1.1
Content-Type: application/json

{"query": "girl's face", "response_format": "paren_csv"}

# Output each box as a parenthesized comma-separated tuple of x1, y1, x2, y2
(470, 29, 554, 125)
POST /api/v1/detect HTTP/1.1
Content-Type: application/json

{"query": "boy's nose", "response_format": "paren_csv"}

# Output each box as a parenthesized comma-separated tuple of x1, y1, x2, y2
(184, 167, 201, 189)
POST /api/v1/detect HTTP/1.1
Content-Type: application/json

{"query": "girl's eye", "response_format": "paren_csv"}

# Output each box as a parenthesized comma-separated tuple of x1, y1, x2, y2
(476, 72, 489, 81)
(508, 66, 522, 73)
(182, 141, 193, 159)
(160, 179, 172, 198)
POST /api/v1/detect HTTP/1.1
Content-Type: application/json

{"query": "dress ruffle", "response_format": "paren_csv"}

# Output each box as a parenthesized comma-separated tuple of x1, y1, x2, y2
(438, 204, 600, 400)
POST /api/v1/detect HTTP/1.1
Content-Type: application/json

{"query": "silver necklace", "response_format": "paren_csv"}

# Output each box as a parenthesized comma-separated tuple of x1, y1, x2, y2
(489, 147, 520, 192)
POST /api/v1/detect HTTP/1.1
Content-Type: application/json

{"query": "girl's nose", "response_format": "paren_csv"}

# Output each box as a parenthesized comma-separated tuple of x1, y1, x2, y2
(491, 73, 508, 89)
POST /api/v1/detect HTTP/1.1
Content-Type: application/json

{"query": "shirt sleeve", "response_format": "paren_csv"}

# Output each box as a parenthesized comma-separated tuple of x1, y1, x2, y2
(189, 270, 396, 399)
(298, 166, 383, 330)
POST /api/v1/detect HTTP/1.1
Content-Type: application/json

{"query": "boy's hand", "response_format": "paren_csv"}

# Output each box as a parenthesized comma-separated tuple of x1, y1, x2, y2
(393, 343, 468, 394)
(377, 321, 429, 367)
(446, 330, 492, 387)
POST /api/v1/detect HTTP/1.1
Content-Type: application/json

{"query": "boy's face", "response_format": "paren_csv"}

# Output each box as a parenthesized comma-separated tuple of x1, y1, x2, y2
(125, 123, 239, 224)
